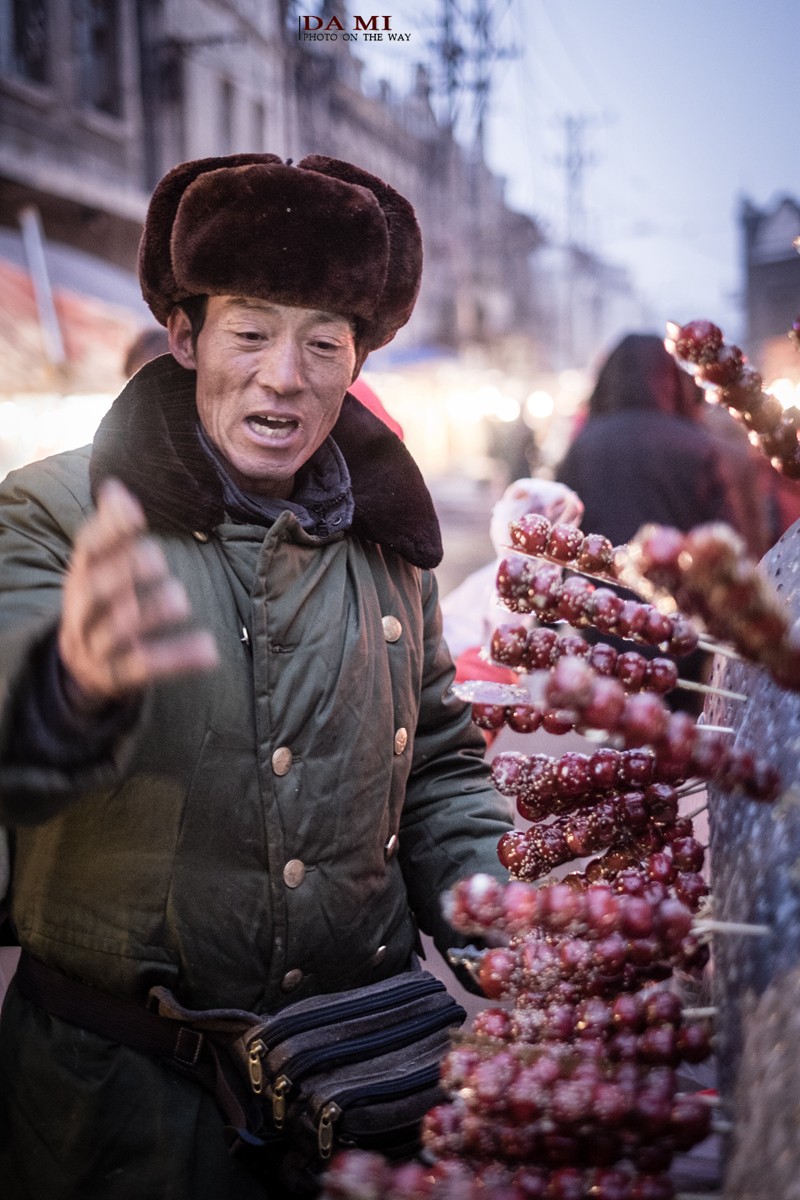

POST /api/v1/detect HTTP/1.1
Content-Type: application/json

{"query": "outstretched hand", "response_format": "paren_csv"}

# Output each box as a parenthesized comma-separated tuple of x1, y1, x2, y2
(58, 478, 219, 708)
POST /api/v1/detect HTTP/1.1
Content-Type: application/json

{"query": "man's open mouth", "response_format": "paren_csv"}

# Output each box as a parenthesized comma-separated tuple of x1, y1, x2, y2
(247, 414, 299, 437)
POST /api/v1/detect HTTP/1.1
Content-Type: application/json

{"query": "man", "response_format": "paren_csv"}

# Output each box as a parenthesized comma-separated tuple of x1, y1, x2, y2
(0, 154, 513, 1197)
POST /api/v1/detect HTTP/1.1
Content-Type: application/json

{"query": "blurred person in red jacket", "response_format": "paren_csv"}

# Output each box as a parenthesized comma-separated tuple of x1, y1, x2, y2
(441, 477, 583, 742)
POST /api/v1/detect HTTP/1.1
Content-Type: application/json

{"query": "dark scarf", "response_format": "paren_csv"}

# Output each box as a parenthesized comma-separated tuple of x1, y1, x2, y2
(89, 354, 442, 568)
(196, 423, 354, 540)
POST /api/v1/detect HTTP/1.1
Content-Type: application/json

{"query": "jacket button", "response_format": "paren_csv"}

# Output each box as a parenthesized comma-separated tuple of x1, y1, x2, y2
(382, 615, 402, 642)
(384, 834, 399, 860)
(393, 727, 408, 755)
(371, 945, 387, 965)
(283, 859, 306, 888)
(192, 530, 210, 543)
(272, 746, 293, 775)
(281, 968, 304, 992)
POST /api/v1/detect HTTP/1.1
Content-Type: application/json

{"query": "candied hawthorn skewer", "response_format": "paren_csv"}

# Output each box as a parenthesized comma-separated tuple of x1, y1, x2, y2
(495, 555, 701, 656)
(666, 317, 800, 478)
(507, 511, 621, 580)
(627, 520, 800, 689)
(488, 622, 746, 703)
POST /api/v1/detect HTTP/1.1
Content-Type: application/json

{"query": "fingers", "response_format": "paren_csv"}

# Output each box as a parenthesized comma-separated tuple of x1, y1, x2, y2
(102, 629, 220, 694)
(59, 479, 219, 704)
(79, 478, 147, 562)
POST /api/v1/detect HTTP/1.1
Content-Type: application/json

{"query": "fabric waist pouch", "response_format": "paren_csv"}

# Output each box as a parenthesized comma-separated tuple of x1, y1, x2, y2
(15, 953, 465, 1169)
(150, 968, 466, 1162)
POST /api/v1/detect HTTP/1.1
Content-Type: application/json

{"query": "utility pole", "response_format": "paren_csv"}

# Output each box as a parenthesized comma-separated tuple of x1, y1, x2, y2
(555, 113, 598, 365)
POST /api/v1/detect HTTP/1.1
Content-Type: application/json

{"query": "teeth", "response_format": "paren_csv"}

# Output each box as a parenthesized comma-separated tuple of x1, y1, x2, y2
(251, 415, 294, 428)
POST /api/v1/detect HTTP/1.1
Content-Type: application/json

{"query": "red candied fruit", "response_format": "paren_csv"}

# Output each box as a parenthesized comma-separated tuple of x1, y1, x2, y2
(616, 599, 648, 638)
(472, 1007, 513, 1041)
(620, 691, 670, 747)
(644, 783, 679, 826)
(492, 750, 529, 795)
(657, 711, 697, 772)
(760, 415, 799, 460)
(718, 362, 763, 411)
(673, 318, 723, 364)
(472, 702, 506, 730)
(589, 588, 625, 634)
(558, 574, 595, 625)
(497, 829, 527, 874)
(666, 615, 699, 656)
(677, 1023, 712, 1065)
(507, 704, 543, 734)
(670, 836, 705, 873)
(669, 1094, 712, 1150)
(631, 523, 686, 590)
(618, 791, 649, 828)
(490, 622, 529, 667)
(558, 633, 590, 658)
(577, 532, 615, 574)
(542, 709, 576, 735)
(546, 655, 596, 709)
(477, 947, 517, 999)
(531, 562, 564, 620)
(554, 751, 593, 796)
(502, 879, 541, 934)
(615, 650, 648, 689)
(589, 747, 621, 788)
(645, 657, 679, 693)
(673, 870, 708, 910)
(525, 626, 560, 668)
(618, 748, 655, 787)
(643, 989, 682, 1027)
(582, 676, 626, 731)
(496, 555, 536, 611)
(744, 391, 783, 435)
(589, 642, 619, 675)
(641, 606, 674, 647)
(694, 341, 744, 388)
(510, 512, 551, 555)
(547, 523, 585, 562)
(538, 882, 588, 931)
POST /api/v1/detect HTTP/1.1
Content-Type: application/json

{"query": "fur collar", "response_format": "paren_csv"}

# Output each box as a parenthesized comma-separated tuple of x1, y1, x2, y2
(89, 354, 443, 569)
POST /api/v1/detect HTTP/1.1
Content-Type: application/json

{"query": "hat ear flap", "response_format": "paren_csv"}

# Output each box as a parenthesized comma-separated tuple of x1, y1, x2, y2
(139, 153, 283, 324)
(298, 154, 422, 351)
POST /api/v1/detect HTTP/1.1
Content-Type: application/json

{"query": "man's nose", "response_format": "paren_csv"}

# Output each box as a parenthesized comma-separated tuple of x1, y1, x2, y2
(257, 337, 304, 392)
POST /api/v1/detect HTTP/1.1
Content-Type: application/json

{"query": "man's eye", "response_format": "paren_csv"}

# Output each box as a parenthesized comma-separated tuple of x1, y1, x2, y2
(311, 340, 339, 352)
(237, 330, 265, 342)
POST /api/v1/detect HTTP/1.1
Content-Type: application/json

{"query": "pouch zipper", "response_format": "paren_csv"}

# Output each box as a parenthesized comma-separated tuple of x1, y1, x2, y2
(315, 1062, 443, 1158)
(267, 1003, 463, 1127)
(259, 975, 445, 1051)
(247, 975, 446, 1094)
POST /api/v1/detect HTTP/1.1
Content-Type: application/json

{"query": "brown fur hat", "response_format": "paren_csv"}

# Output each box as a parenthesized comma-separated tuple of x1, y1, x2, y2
(138, 153, 422, 367)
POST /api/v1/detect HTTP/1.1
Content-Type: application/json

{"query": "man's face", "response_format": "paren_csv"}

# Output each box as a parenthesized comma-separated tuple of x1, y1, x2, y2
(168, 296, 357, 498)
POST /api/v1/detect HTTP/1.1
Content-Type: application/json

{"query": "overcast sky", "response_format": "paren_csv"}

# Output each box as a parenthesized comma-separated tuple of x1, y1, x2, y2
(352, 0, 800, 346)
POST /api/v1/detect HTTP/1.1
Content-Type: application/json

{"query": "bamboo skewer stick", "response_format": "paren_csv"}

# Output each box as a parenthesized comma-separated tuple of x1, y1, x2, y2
(697, 638, 745, 662)
(694, 919, 771, 937)
(677, 677, 747, 702)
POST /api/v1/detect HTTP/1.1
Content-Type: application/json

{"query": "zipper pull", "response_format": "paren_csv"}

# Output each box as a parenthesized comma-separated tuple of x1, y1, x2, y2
(318, 1102, 341, 1158)
(271, 1075, 290, 1129)
(248, 1038, 266, 1094)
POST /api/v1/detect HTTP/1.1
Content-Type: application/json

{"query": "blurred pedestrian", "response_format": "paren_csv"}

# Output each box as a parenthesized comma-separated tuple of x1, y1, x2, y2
(555, 332, 747, 709)
(348, 374, 404, 439)
(123, 325, 171, 377)
(556, 333, 738, 542)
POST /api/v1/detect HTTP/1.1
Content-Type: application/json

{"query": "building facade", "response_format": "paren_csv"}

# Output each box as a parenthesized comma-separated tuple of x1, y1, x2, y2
(740, 195, 800, 384)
